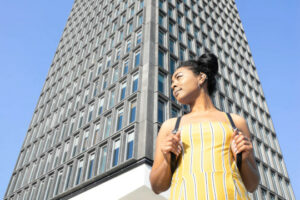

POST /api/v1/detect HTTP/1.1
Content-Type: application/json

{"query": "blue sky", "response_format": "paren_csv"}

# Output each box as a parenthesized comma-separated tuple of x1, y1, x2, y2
(0, 0, 299, 199)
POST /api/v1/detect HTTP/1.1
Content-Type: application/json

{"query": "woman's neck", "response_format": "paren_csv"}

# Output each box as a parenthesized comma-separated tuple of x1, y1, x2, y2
(189, 93, 216, 114)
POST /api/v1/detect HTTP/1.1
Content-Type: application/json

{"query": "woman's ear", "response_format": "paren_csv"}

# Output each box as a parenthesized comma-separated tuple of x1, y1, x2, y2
(198, 73, 207, 85)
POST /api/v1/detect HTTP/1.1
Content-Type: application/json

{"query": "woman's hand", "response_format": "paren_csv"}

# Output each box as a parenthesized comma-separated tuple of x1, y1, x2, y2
(231, 128, 253, 162)
(160, 130, 182, 164)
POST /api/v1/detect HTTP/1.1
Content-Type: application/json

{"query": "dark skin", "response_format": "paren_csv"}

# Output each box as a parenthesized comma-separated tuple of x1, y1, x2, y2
(149, 67, 260, 194)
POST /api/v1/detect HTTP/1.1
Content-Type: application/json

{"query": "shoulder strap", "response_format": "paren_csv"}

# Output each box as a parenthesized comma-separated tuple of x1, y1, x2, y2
(171, 116, 182, 174)
(226, 112, 242, 171)
(226, 112, 237, 130)
(172, 116, 182, 134)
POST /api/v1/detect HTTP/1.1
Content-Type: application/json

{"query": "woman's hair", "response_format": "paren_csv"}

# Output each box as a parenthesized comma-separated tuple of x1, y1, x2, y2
(177, 52, 219, 96)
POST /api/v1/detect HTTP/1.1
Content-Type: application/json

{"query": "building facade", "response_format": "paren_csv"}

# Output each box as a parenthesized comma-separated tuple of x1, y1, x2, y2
(5, 0, 295, 199)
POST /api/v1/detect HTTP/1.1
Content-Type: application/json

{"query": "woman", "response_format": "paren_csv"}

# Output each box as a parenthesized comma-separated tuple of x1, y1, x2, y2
(150, 53, 260, 199)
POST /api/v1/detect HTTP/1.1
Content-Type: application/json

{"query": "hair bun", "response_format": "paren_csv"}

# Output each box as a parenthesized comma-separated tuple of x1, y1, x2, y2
(197, 52, 219, 77)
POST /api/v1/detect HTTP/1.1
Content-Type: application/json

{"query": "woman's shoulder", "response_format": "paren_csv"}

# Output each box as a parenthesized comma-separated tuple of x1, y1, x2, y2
(228, 113, 248, 129)
(158, 117, 178, 136)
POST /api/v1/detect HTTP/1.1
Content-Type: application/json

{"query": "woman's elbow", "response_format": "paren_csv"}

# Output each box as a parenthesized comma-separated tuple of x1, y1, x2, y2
(247, 176, 260, 193)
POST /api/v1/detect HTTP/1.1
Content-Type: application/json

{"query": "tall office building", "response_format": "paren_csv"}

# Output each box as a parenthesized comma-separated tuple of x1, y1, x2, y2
(5, 0, 295, 199)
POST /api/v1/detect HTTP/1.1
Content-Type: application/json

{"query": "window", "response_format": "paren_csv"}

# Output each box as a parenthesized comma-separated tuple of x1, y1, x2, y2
(81, 130, 89, 152)
(158, 49, 165, 68)
(158, 73, 165, 94)
(116, 48, 121, 61)
(62, 141, 70, 163)
(44, 176, 53, 200)
(123, 59, 129, 75)
(179, 46, 185, 61)
(138, 14, 143, 26)
(119, 29, 124, 41)
(99, 146, 107, 173)
(132, 73, 139, 93)
(87, 104, 94, 122)
(136, 31, 142, 45)
(75, 159, 84, 185)
(109, 89, 115, 109)
(177, 14, 182, 26)
(87, 153, 95, 179)
(178, 30, 183, 42)
(129, 100, 137, 123)
(159, 31, 165, 46)
(54, 170, 63, 195)
(112, 67, 119, 83)
(130, 6, 135, 17)
(187, 37, 193, 50)
(171, 107, 179, 118)
(134, 51, 141, 67)
(126, 132, 134, 159)
(139, 0, 144, 9)
(98, 97, 104, 115)
(120, 82, 127, 101)
(159, 14, 165, 26)
(83, 88, 89, 104)
(116, 108, 124, 131)
(64, 164, 73, 190)
(53, 146, 61, 168)
(106, 55, 112, 68)
(169, 22, 174, 33)
(112, 139, 120, 167)
(126, 40, 131, 53)
(158, 100, 165, 123)
(169, 39, 175, 54)
(104, 115, 112, 139)
(72, 135, 79, 157)
(127, 21, 133, 34)
(170, 57, 176, 74)
(78, 111, 84, 129)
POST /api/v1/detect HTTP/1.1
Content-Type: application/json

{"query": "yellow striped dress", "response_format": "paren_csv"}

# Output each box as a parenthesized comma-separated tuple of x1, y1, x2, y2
(169, 121, 250, 200)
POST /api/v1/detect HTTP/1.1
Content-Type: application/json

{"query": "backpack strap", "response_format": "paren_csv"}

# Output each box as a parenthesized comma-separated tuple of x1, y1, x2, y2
(226, 112, 242, 171)
(171, 116, 182, 174)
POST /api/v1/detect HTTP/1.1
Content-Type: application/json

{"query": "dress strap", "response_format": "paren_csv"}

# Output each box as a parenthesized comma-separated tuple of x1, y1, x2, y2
(171, 116, 182, 174)
(225, 112, 242, 171)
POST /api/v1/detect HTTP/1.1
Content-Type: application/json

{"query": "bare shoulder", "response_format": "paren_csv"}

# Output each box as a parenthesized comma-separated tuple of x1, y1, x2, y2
(229, 113, 251, 136)
(157, 118, 178, 137)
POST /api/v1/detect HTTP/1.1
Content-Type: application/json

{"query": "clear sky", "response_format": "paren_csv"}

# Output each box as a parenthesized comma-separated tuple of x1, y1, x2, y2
(0, 0, 299, 199)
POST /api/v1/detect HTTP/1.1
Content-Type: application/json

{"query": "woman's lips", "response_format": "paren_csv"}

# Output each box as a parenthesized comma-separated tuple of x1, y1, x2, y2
(175, 89, 181, 96)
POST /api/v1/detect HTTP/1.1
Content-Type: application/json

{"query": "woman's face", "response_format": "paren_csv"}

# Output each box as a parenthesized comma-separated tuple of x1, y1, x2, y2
(171, 67, 201, 105)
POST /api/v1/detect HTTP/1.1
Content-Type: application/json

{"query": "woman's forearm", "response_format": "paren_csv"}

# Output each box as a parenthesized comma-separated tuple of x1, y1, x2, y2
(240, 157, 260, 192)
(150, 160, 173, 194)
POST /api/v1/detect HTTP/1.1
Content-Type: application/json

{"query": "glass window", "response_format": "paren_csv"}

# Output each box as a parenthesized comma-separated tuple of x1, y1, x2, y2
(64, 164, 73, 190)
(171, 107, 179, 118)
(179, 46, 185, 61)
(158, 73, 165, 94)
(129, 100, 137, 123)
(112, 139, 120, 167)
(87, 153, 95, 179)
(126, 40, 131, 53)
(169, 22, 174, 33)
(98, 97, 104, 115)
(72, 135, 79, 157)
(78, 111, 84, 128)
(132, 73, 139, 93)
(116, 108, 124, 131)
(127, 21, 133, 34)
(138, 14, 143, 26)
(112, 67, 119, 83)
(169, 38, 175, 54)
(54, 170, 63, 196)
(104, 115, 112, 139)
(126, 132, 134, 159)
(158, 50, 165, 68)
(159, 14, 164, 26)
(62, 141, 70, 163)
(136, 31, 142, 45)
(120, 82, 127, 101)
(87, 104, 94, 122)
(134, 51, 141, 67)
(99, 146, 107, 173)
(75, 159, 84, 185)
(109, 89, 115, 108)
(123, 59, 129, 75)
(81, 130, 89, 152)
(170, 57, 176, 74)
(158, 100, 165, 123)
(159, 31, 165, 46)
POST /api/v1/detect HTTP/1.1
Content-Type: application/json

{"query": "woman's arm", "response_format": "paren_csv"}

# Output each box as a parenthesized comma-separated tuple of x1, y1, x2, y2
(149, 119, 182, 194)
(231, 114, 260, 193)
